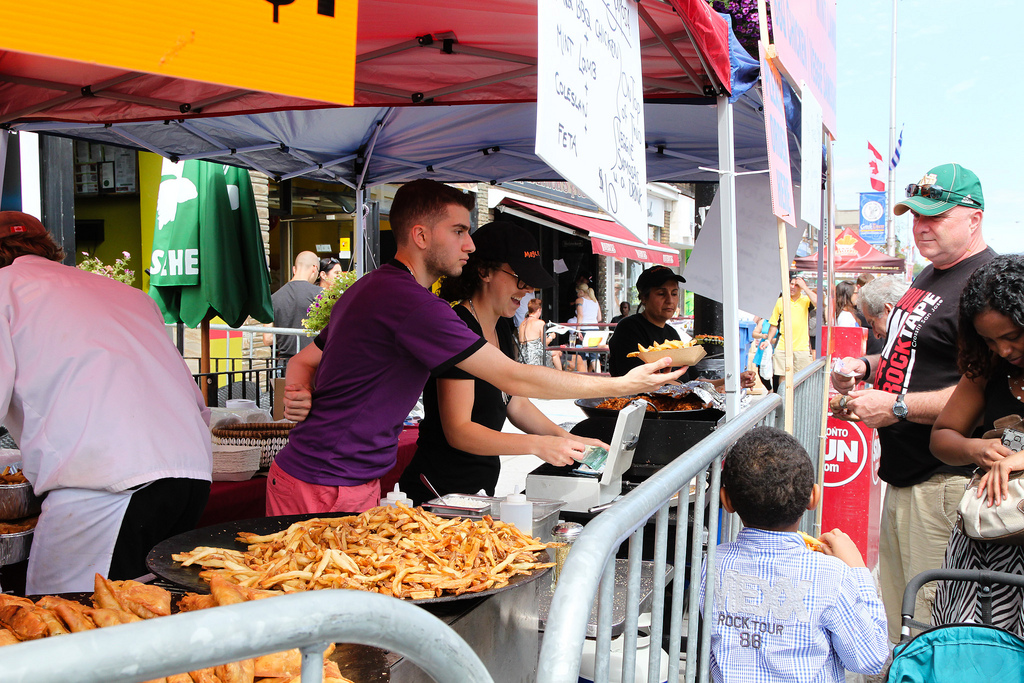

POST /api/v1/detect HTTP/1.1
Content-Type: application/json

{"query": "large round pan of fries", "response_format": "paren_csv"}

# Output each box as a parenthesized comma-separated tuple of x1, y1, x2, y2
(626, 339, 707, 367)
(149, 504, 556, 603)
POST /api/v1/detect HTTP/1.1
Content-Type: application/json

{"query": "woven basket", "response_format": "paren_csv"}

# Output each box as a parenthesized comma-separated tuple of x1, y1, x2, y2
(211, 423, 295, 469)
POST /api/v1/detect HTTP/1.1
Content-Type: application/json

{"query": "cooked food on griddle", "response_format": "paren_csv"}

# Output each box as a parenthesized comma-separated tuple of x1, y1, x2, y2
(595, 393, 709, 412)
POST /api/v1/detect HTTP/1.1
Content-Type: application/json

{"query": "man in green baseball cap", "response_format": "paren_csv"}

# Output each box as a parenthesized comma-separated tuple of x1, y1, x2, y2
(894, 162, 984, 216)
(830, 161, 996, 641)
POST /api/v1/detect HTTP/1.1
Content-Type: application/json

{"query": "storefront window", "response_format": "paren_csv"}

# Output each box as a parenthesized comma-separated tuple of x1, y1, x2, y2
(267, 178, 357, 290)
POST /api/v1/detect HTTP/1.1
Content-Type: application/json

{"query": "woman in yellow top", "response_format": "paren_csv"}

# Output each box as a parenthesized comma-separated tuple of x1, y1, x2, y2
(761, 274, 818, 390)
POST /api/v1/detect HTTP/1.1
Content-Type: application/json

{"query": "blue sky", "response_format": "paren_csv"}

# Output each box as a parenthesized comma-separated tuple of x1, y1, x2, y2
(833, 0, 1020, 256)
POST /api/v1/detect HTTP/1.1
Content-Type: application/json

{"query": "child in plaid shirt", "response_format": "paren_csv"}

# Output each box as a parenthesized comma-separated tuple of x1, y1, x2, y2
(700, 426, 888, 682)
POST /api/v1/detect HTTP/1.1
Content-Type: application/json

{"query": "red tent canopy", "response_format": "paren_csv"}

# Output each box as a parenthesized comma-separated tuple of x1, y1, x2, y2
(793, 228, 905, 274)
(0, 0, 731, 126)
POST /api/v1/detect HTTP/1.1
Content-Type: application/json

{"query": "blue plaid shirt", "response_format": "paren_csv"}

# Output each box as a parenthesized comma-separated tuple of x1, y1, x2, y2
(699, 528, 888, 683)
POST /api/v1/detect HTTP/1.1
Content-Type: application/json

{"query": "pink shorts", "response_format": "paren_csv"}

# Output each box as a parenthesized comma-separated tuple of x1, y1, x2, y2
(265, 461, 381, 516)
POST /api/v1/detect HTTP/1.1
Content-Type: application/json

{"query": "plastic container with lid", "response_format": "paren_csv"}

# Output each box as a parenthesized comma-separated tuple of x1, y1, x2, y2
(499, 493, 533, 534)
(382, 484, 412, 508)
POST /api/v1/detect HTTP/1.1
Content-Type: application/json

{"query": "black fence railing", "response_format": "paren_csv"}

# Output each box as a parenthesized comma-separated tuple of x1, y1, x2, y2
(186, 357, 284, 410)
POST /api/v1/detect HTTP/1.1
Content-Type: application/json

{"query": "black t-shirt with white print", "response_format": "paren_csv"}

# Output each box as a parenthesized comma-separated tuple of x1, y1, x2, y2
(874, 248, 995, 487)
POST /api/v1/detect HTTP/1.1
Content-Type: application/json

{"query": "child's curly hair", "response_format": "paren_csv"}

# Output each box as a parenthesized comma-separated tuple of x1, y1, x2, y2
(722, 426, 814, 529)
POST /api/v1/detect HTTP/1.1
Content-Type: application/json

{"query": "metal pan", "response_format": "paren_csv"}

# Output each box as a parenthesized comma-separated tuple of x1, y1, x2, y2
(146, 512, 550, 603)
(575, 397, 724, 422)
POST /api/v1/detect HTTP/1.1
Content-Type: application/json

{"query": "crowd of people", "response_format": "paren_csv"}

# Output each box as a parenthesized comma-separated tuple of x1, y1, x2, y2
(700, 161, 1024, 681)
(8, 158, 1007, 677)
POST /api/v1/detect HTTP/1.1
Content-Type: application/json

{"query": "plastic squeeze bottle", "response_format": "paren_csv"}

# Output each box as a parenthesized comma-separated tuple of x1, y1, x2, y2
(383, 484, 412, 508)
(499, 493, 534, 534)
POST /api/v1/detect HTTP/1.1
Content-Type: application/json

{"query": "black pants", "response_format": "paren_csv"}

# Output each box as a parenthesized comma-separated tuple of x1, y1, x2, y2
(108, 478, 210, 581)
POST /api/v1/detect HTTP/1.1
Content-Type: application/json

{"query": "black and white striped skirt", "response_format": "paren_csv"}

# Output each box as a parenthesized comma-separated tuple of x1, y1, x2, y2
(932, 527, 1024, 636)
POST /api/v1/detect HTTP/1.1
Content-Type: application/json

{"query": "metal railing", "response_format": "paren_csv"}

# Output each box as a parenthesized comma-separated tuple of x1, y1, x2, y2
(189, 356, 282, 409)
(166, 322, 310, 407)
(0, 591, 494, 683)
(538, 358, 829, 683)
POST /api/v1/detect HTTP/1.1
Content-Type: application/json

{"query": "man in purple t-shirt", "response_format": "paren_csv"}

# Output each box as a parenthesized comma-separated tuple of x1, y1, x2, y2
(269, 180, 685, 514)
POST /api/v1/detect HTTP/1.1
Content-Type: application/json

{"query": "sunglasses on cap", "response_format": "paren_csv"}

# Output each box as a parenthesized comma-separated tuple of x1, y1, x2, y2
(905, 183, 981, 207)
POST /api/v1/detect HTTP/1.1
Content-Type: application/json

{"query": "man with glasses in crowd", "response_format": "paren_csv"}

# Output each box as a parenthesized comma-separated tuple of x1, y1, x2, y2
(831, 163, 996, 642)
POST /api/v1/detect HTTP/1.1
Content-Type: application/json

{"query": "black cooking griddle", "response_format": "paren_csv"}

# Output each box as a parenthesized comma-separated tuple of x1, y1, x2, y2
(147, 512, 549, 604)
(575, 396, 724, 422)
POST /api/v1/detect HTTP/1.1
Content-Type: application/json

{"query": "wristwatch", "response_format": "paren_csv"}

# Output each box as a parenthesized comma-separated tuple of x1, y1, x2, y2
(892, 393, 909, 421)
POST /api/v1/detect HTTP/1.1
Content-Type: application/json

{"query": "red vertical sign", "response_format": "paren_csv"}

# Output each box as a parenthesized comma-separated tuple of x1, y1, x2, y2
(821, 326, 881, 568)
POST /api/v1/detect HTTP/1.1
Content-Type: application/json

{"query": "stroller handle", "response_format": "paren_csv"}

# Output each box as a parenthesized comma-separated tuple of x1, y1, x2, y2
(902, 568, 1024, 619)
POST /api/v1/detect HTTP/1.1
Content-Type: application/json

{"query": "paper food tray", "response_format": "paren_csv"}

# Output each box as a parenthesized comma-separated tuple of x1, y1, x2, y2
(637, 345, 706, 367)
(211, 445, 262, 481)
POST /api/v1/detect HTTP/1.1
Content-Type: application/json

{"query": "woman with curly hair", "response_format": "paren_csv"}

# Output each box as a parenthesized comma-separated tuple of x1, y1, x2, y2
(930, 253, 1024, 635)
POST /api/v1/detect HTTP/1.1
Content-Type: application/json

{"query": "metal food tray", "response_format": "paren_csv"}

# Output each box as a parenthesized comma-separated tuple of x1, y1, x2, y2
(0, 528, 33, 565)
(423, 495, 565, 521)
(423, 494, 492, 515)
(146, 512, 550, 603)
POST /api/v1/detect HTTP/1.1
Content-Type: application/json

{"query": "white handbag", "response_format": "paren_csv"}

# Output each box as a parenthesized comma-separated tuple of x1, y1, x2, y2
(957, 425, 1024, 544)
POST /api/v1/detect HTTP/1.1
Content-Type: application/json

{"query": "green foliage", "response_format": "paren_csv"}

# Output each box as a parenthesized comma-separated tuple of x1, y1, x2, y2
(77, 251, 136, 286)
(303, 270, 358, 335)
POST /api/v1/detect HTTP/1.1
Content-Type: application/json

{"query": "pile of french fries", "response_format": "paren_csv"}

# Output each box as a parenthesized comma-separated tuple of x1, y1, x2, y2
(0, 466, 27, 484)
(174, 504, 556, 600)
(0, 574, 351, 683)
(626, 339, 695, 357)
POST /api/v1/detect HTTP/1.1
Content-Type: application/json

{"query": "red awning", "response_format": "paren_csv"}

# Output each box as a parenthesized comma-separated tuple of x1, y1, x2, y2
(500, 199, 680, 267)
(792, 228, 905, 274)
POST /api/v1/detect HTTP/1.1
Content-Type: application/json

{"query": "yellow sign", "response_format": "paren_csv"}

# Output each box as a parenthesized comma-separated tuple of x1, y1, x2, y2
(3, 0, 357, 106)
(338, 237, 351, 257)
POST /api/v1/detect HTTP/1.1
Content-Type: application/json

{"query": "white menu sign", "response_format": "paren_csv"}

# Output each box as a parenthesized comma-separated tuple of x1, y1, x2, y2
(536, 0, 648, 242)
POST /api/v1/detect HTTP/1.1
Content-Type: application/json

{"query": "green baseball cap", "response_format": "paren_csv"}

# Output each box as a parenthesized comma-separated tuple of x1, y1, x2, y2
(894, 163, 984, 216)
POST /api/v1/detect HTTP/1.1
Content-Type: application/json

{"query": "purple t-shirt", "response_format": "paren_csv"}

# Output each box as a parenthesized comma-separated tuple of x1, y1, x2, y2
(274, 261, 486, 486)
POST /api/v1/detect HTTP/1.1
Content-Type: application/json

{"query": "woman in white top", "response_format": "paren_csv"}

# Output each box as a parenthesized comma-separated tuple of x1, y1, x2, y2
(574, 285, 603, 372)
(834, 280, 860, 327)
(518, 298, 554, 368)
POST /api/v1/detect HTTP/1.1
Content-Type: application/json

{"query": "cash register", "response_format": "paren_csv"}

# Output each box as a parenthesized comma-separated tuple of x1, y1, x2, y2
(526, 400, 646, 513)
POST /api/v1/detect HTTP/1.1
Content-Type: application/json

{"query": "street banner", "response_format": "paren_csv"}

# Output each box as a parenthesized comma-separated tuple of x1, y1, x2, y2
(768, 0, 837, 135)
(799, 84, 823, 230)
(2, 0, 358, 105)
(759, 44, 796, 227)
(536, 0, 648, 242)
(859, 192, 886, 245)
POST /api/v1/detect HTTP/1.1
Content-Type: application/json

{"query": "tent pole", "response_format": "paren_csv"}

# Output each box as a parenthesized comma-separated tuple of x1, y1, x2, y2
(816, 134, 837, 533)
(355, 186, 366, 278)
(777, 218, 795, 434)
(201, 319, 213, 407)
(716, 96, 740, 421)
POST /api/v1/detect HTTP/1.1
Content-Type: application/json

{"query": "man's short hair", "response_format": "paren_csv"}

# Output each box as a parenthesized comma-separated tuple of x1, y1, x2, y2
(857, 275, 909, 318)
(389, 179, 475, 245)
(721, 426, 813, 529)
